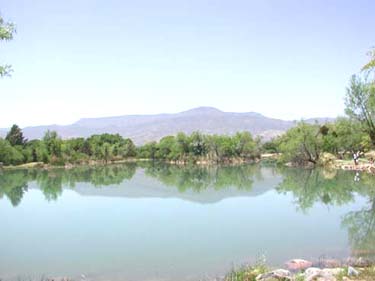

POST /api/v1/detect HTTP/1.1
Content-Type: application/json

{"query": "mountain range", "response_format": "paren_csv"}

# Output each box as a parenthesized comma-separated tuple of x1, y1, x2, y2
(0, 107, 334, 145)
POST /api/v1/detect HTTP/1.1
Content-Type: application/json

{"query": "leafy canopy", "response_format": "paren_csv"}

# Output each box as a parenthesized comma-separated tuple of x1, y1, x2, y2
(0, 15, 16, 77)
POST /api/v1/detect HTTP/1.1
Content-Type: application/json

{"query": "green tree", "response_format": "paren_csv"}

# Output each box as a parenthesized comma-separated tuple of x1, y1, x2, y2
(0, 16, 16, 77)
(278, 122, 322, 165)
(0, 138, 24, 165)
(25, 140, 49, 163)
(137, 141, 158, 159)
(189, 131, 207, 157)
(175, 132, 190, 158)
(43, 130, 62, 159)
(156, 136, 176, 160)
(5, 124, 26, 146)
(101, 143, 113, 163)
(345, 75, 375, 146)
(121, 138, 137, 157)
(233, 132, 257, 158)
(333, 118, 370, 155)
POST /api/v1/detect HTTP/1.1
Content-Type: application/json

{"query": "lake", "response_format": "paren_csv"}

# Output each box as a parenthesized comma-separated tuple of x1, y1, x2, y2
(0, 163, 374, 281)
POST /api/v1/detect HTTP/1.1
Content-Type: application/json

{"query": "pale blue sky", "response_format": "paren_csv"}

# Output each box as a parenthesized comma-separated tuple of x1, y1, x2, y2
(0, 0, 374, 128)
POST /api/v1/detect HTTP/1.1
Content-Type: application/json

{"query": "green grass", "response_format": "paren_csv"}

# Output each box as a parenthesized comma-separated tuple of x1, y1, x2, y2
(352, 266, 375, 280)
(224, 264, 268, 281)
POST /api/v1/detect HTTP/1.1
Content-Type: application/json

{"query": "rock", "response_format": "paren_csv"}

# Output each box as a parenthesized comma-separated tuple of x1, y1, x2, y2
(305, 267, 322, 281)
(319, 259, 342, 268)
(285, 259, 313, 271)
(256, 269, 291, 280)
(348, 266, 359, 276)
(304, 268, 344, 281)
(322, 268, 344, 276)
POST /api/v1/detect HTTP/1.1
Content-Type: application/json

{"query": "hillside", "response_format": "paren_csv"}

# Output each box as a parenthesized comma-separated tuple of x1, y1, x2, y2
(0, 107, 333, 145)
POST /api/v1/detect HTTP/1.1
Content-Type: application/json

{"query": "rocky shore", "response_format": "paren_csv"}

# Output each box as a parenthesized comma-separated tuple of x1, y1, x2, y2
(223, 258, 375, 281)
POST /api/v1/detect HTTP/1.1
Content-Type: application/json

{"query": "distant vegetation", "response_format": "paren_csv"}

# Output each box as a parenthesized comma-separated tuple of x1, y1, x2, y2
(0, 126, 261, 166)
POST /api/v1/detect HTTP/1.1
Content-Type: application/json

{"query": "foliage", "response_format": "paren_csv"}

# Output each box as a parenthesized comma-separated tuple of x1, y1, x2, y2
(362, 47, 375, 81)
(5, 124, 26, 146)
(277, 122, 323, 165)
(0, 138, 24, 165)
(224, 257, 268, 281)
(0, 15, 16, 77)
(332, 118, 370, 155)
(345, 74, 375, 145)
(137, 131, 260, 163)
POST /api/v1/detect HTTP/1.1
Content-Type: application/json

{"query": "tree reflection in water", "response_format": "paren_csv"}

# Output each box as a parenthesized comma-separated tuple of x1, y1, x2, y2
(1, 163, 375, 260)
(0, 163, 137, 204)
(277, 167, 375, 261)
(143, 163, 261, 192)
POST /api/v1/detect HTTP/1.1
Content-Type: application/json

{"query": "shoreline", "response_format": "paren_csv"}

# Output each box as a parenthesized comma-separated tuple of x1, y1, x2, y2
(0, 157, 260, 171)
(1, 155, 375, 177)
(223, 259, 375, 281)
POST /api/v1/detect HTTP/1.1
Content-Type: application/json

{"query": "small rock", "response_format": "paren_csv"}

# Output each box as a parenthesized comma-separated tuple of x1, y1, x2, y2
(256, 269, 291, 280)
(305, 267, 322, 281)
(322, 268, 344, 276)
(285, 259, 313, 271)
(348, 266, 359, 276)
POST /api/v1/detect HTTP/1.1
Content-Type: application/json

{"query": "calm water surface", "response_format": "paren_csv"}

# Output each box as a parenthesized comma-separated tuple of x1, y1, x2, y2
(0, 163, 374, 281)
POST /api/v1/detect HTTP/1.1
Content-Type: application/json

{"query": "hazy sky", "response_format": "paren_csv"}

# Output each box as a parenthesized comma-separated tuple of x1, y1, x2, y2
(0, 0, 374, 128)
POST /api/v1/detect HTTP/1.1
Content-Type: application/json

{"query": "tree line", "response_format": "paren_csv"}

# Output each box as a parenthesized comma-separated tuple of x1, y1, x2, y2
(263, 48, 375, 165)
(0, 127, 262, 166)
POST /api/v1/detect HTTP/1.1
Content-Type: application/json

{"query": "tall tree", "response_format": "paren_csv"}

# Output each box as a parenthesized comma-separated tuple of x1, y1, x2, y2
(0, 15, 16, 77)
(344, 75, 375, 145)
(5, 124, 25, 146)
(43, 130, 62, 157)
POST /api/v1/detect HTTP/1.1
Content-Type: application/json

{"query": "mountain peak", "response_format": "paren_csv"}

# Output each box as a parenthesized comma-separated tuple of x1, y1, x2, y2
(179, 107, 223, 115)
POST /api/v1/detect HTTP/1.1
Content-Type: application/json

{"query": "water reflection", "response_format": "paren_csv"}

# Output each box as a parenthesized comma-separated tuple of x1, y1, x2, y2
(143, 163, 262, 192)
(1, 163, 266, 205)
(0, 164, 137, 205)
(276, 167, 375, 260)
(1, 163, 375, 262)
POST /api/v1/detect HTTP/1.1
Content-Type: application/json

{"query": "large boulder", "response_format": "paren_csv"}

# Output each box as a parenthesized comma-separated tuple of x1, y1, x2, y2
(304, 267, 344, 281)
(285, 259, 313, 271)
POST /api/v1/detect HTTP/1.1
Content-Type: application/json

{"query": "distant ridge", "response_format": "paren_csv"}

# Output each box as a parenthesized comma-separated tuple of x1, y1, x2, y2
(0, 107, 334, 145)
